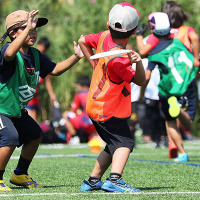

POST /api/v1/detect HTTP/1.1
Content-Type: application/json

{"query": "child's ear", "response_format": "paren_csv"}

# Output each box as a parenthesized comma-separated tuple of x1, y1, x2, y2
(107, 22, 110, 29)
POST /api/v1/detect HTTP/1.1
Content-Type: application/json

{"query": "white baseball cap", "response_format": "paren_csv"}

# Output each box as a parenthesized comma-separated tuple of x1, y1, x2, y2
(109, 2, 140, 32)
(152, 12, 170, 36)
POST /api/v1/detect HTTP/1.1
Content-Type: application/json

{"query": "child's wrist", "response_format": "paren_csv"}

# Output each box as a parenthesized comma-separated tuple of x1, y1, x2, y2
(74, 53, 81, 59)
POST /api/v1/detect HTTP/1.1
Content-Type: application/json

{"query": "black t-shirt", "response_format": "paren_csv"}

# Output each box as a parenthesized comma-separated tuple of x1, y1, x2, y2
(0, 44, 56, 84)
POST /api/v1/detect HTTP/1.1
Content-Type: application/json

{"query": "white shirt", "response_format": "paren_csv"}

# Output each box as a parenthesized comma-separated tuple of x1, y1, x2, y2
(131, 58, 160, 102)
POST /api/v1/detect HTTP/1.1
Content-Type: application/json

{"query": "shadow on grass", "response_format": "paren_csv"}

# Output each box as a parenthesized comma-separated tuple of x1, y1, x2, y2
(137, 186, 174, 191)
(10, 185, 66, 190)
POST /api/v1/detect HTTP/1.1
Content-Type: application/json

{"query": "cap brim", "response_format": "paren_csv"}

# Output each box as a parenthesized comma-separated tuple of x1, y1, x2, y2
(36, 17, 48, 28)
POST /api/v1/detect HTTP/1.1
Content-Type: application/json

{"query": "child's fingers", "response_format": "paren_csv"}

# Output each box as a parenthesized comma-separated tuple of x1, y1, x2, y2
(29, 10, 39, 18)
(127, 50, 134, 59)
(127, 53, 132, 61)
(34, 18, 38, 25)
(74, 41, 77, 46)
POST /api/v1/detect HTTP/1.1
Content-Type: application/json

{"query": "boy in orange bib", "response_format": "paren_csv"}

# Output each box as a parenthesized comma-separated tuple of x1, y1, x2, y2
(79, 2, 145, 193)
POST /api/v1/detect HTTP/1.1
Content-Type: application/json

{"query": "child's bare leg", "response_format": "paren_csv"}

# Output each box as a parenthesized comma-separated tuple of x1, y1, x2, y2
(0, 146, 16, 170)
(91, 150, 112, 178)
(178, 110, 192, 130)
(166, 120, 185, 154)
(111, 147, 130, 174)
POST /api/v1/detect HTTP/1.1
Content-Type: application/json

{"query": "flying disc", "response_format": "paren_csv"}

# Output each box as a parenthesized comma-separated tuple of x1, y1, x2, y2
(90, 49, 131, 60)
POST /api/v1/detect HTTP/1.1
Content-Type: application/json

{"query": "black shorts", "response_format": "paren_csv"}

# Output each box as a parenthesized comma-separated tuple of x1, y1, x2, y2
(90, 117, 134, 155)
(180, 81, 197, 121)
(0, 110, 43, 147)
(159, 82, 197, 121)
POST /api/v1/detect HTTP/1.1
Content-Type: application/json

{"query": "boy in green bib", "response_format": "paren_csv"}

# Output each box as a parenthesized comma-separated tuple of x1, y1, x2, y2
(0, 10, 83, 190)
(141, 12, 199, 162)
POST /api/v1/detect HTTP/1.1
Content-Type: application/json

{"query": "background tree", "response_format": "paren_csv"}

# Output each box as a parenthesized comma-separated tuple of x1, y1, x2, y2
(0, 0, 200, 136)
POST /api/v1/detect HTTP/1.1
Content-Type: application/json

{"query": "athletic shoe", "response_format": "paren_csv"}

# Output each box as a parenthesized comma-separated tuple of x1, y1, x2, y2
(168, 96, 181, 118)
(0, 180, 12, 191)
(10, 172, 42, 188)
(101, 177, 141, 193)
(168, 139, 178, 158)
(80, 179, 103, 191)
(174, 153, 189, 162)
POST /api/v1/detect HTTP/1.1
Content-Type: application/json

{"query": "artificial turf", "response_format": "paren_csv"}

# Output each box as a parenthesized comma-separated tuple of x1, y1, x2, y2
(1, 140, 200, 200)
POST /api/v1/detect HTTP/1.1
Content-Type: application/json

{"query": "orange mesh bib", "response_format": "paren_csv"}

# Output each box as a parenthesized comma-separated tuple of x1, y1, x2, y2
(174, 25, 191, 52)
(86, 30, 131, 121)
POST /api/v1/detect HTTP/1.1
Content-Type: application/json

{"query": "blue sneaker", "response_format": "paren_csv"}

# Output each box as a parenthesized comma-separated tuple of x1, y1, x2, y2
(101, 178, 141, 193)
(80, 179, 103, 191)
(174, 153, 189, 162)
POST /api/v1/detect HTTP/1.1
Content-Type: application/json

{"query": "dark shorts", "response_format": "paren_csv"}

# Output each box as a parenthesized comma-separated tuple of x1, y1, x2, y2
(159, 82, 197, 121)
(90, 117, 134, 155)
(0, 110, 43, 147)
(139, 98, 166, 140)
(180, 81, 197, 121)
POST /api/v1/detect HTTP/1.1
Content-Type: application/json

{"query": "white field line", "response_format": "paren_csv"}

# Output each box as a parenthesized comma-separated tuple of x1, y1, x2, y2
(1, 191, 200, 197)
(10, 154, 90, 160)
(10, 151, 200, 160)
(137, 144, 200, 150)
(13, 140, 200, 151)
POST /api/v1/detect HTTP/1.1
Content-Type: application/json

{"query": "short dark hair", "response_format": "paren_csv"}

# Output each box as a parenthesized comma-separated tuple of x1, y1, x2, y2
(161, 1, 188, 28)
(109, 25, 137, 39)
(37, 37, 51, 50)
(77, 75, 90, 87)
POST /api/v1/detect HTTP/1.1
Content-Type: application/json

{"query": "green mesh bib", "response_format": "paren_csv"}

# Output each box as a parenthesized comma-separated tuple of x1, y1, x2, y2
(0, 47, 40, 117)
(148, 39, 198, 97)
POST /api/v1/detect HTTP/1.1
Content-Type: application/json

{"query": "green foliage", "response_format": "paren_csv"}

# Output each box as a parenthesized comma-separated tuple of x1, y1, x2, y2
(1, 0, 200, 136)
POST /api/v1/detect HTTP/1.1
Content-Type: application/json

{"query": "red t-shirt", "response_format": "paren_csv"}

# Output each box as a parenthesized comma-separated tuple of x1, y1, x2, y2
(146, 26, 196, 50)
(71, 91, 88, 113)
(85, 32, 135, 83)
(146, 34, 159, 48)
(27, 77, 44, 106)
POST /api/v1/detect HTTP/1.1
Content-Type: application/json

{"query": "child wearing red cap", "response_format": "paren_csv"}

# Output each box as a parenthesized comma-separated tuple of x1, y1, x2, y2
(0, 10, 83, 190)
(79, 2, 145, 193)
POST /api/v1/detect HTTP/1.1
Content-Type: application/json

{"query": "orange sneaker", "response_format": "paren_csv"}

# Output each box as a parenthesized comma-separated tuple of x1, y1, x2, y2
(168, 139, 178, 158)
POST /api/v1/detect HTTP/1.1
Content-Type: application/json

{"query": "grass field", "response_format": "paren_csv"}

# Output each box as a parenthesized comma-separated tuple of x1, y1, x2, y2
(0, 140, 200, 200)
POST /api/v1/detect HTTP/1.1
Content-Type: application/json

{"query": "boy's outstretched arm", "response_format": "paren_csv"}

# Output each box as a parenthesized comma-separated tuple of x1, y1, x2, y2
(78, 36, 97, 69)
(136, 36, 153, 57)
(4, 10, 39, 62)
(50, 41, 83, 76)
(129, 51, 146, 86)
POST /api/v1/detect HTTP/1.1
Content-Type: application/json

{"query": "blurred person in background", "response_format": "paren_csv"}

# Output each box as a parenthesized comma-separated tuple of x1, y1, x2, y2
(127, 43, 167, 147)
(63, 75, 97, 144)
(140, 12, 199, 162)
(137, 1, 199, 158)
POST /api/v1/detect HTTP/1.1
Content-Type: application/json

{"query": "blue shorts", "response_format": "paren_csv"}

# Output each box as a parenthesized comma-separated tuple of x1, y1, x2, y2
(159, 82, 197, 121)
(0, 110, 43, 147)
